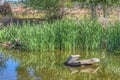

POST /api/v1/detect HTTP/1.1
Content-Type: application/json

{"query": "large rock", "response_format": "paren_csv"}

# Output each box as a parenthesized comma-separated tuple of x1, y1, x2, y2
(64, 55, 100, 66)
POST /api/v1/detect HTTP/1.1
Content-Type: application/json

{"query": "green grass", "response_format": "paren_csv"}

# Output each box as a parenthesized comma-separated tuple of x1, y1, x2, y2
(105, 22, 120, 51)
(0, 19, 120, 52)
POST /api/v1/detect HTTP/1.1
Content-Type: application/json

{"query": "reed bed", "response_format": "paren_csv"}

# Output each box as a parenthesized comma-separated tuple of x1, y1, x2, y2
(0, 19, 120, 51)
(105, 22, 120, 51)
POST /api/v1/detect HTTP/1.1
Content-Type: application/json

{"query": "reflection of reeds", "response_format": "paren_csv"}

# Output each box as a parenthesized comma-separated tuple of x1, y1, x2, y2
(0, 19, 120, 51)
(0, 53, 7, 73)
(4, 50, 119, 80)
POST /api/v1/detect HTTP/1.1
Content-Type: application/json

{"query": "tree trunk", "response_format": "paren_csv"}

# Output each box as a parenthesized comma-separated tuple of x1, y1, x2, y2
(47, 0, 65, 22)
(90, 1, 97, 19)
(103, 4, 108, 18)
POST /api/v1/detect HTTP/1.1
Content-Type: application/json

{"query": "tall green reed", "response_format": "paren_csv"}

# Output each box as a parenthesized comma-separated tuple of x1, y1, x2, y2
(77, 20, 103, 50)
(105, 22, 120, 51)
(0, 19, 119, 52)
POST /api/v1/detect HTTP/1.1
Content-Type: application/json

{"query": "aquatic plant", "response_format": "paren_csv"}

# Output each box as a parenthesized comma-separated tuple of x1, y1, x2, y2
(105, 22, 120, 51)
(0, 19, 119, 51)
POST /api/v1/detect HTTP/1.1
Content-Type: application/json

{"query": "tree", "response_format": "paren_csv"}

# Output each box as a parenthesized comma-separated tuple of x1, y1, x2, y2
(71, 0, 99, 19)
(24, 0, 70, 20)
(98, 0, 120, 18)
(71, 0, 120, 19)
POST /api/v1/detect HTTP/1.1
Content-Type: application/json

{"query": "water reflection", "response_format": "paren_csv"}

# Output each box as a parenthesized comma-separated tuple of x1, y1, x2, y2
(0, 50, 120, 80)
(0, 54, 7, 73)
(0, 53, 18, 80)
(66, 65, 100, 74)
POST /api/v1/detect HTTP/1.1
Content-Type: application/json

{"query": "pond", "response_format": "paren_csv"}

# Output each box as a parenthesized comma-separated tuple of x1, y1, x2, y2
(0, 50, 120, 80)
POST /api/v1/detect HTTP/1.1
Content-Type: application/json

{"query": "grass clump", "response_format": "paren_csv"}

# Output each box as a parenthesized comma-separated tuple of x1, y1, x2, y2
(105, 22, 120, 51)
(0, 19, 120, 52)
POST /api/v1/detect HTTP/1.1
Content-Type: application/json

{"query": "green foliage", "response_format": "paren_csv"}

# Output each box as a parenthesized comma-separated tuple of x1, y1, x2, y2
(72, 0, 120, 5)
(24, 0, 72, 18)
(25, 0, 60, 10)
(77, 20, 103, 50)
(71, 0, 120, 18)
(105, 22, 120, 51)
(0, 19, 120, 51)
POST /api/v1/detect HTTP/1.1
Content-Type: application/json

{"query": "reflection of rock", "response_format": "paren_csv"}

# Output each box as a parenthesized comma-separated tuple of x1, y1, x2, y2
(80, 66, 100, 73)
(64, 55, 100, 66)
(68, 67, 79, 74)
(67, 65, 100, 74)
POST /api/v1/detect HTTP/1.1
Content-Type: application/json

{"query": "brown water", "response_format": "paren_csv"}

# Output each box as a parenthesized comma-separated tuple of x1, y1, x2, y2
(0, 50, 120, 80)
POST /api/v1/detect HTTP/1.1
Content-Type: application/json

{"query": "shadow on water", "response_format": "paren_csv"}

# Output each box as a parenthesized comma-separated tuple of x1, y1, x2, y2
(0, 50, 120, 80)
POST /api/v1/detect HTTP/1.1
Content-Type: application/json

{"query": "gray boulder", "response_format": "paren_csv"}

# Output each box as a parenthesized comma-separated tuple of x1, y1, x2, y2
(64, 55, 100, 66)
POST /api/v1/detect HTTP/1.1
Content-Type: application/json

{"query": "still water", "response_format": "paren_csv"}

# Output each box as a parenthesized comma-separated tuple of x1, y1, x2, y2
(0, 50, 120, 80)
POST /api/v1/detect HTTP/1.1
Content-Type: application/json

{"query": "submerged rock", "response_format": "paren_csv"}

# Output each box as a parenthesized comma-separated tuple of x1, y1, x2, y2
(64, 55, 100, 66)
